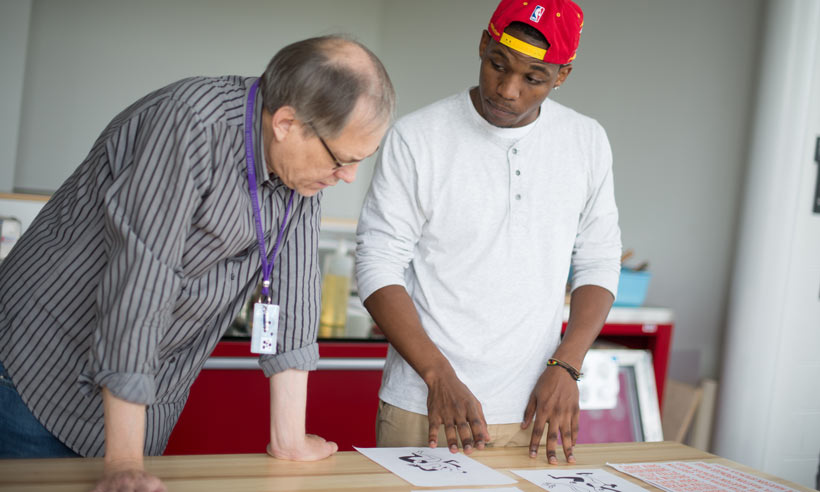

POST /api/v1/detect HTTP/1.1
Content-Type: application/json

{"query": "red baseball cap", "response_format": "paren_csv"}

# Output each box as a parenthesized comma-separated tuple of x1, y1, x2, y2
(488, 0, 584, 64)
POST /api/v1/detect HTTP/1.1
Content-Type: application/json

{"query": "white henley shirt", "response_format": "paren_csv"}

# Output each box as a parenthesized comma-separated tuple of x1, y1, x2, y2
(356, 89, 621, 423)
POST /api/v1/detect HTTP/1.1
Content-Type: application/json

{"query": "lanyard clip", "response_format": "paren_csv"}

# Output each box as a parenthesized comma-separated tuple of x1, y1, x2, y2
(258, 280, 272, 304)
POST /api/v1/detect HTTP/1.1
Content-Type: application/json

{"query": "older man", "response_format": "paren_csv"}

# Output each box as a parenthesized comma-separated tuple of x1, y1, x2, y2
(356, 0, 621, 465)
(0, 35, 394, 491)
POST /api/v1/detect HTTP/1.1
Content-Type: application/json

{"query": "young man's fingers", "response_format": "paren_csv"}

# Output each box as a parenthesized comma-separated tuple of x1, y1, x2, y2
(571, 412, 580, 448)
(470, 417, 488, 449)
(545, 420, 559, 464)
(528, 416, 546, 458)
(457, 421, 474, 454)
(561, 423, 575, 463)
(428, 421, 440, 448)
(444, 422, 459, 453)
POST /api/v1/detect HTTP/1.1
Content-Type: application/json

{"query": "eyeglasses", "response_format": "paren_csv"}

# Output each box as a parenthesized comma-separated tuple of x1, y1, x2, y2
(309, 123, 352, 169)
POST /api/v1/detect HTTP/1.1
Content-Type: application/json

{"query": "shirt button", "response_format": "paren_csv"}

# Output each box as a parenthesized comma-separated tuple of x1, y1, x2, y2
(515, 194, 522, 200)
(512, 148, 518, 154)
(515, 170, 521, 176)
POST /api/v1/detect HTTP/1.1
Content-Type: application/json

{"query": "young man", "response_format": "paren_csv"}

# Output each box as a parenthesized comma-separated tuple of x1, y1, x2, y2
(356, 0, 621, 464)
(0, 35, 394, 491)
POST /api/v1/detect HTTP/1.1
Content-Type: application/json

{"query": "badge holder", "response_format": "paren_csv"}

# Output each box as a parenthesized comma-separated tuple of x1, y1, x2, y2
(250, 281, 279, 354)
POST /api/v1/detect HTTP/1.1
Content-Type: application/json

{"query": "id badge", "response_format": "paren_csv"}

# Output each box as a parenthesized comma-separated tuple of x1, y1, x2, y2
(250, 302, 279, 354)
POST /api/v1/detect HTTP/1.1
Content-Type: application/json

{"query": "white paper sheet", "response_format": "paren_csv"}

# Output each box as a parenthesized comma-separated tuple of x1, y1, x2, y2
(607, 461, 802, 492)
(411, 488, 523, 492)
(578, 350, 620, 410)
(512, 468, 649, 491)
(354, 446, 518, 487)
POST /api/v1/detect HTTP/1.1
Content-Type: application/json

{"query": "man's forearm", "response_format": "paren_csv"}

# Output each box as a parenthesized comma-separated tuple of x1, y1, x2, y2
(269, 369, 309, 446)
(267, 368, 337, 460)
(553, 284, 614, 368)
(362, 285, 453, 384)
(101, 387, 147, 472)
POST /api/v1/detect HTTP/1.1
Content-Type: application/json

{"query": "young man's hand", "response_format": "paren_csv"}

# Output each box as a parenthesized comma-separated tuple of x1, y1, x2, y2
(425, 369, 489, 454)
(521, 366, 580, 464)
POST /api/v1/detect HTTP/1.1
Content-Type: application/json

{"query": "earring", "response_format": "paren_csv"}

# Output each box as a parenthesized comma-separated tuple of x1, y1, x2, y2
(553, 85, 560, 90)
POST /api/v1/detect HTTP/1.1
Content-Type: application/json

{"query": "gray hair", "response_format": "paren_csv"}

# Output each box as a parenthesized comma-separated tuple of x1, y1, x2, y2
(259, 35, 396, 139)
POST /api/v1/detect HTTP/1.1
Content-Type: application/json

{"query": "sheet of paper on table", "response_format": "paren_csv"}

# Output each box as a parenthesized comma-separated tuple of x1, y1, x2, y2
(354, 446, 517, 487)
(608, 461, 802, 492)
(511, 468, 649, 491)
(411, 488, 523, 492)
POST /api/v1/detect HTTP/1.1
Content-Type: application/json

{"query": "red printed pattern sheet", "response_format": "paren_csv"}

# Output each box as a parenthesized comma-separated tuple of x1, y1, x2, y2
(607, 461, 800, 492)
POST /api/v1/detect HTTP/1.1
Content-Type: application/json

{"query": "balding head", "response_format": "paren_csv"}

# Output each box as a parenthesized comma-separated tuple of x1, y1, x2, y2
(259, 35, 395, 140)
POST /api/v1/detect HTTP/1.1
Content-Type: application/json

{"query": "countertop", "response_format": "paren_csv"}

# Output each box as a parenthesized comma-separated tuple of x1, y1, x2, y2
(0, 442, 813, 492)
(563, 305, 674, 324)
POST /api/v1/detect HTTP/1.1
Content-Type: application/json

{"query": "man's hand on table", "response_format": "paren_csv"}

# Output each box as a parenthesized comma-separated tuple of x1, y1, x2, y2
(267, 434, 338, 461)
(97, 389, 165, 491)
(361, 286, 489, 454)
(425, 370, 489, 455)
(91, 464, 166, 492)
(521, 365, 580, 464)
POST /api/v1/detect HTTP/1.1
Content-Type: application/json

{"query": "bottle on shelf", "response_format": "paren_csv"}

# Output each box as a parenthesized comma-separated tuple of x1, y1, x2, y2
(319, 241, 353, 338)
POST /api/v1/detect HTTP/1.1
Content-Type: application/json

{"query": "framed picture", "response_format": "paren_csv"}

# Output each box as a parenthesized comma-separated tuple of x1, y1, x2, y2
(577, 348, 663, 443)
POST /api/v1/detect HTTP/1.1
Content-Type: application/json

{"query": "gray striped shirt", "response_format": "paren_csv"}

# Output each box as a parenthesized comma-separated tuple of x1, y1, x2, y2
(0, 76, 322, 457)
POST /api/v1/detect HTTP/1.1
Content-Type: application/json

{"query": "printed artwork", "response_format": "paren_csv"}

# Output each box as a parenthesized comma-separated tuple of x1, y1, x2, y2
(355, 447, 517, 487)
(398, 449, 467, 473)
(512, 468, 649, 492)
(411, 489, 523, 492)
(607, 461, 803, 492)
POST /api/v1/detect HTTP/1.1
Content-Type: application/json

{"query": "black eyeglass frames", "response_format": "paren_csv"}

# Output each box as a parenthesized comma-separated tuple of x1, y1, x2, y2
(309, 123, 348, 168)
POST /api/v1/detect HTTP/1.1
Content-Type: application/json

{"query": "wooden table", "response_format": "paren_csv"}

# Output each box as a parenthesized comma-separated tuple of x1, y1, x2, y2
(0, 441, 813, 491)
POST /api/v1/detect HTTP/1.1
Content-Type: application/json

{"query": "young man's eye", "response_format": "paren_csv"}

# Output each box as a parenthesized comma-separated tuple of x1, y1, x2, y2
(491, 61, 505, 72)
(527, 76, 545, 85)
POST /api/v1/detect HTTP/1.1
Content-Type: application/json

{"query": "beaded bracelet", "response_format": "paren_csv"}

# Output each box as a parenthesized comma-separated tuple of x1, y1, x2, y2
(547, 358, 583, 381)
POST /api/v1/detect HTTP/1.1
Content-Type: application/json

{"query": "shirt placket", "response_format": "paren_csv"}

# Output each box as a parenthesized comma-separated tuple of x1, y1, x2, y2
(509, 144, 527, 233)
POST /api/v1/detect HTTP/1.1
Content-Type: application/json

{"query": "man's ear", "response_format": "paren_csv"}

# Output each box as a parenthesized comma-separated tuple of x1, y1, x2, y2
(553, 64, 573, 89)
(479, 30, 491, 58)
(270, 105, 298, 142)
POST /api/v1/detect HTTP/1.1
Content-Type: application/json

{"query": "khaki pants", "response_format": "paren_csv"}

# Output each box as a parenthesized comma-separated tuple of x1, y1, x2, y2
(375, 400, 547, 448)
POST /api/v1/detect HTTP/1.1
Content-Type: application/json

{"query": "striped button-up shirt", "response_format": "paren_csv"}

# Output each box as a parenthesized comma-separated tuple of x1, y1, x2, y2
(0, 76, 322, 456)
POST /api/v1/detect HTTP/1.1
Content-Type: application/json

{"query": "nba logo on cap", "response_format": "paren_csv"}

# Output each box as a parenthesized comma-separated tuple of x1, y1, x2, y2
(530, 5, 545, 22)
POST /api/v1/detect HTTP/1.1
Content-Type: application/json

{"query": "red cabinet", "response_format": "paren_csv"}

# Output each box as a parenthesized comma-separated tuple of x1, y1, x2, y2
(163, 341, 387, 455)
(164, 308, 673, 455)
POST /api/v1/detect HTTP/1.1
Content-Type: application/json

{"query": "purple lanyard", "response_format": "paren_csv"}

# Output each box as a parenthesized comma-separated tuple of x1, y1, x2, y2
(245, 79, 295, 300)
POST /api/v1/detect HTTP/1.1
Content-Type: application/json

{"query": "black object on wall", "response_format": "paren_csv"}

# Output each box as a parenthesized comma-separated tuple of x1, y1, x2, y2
(814, 136, 820, 214)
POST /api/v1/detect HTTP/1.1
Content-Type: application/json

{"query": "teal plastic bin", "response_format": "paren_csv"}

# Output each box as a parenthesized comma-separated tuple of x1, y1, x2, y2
(613, 269, 651, 307)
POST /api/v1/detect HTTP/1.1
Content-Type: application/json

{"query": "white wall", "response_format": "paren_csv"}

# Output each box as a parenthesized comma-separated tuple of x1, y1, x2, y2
(12, 0, 384, 219)
(0, 0, 32, 191)
(714, 0, 820, 487)
(559, 0, 764, 384)
(378, 0, 497, 116)
(2, 1, 767, 388)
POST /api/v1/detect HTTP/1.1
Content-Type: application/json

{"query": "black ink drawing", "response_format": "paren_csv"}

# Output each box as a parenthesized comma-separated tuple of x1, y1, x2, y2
(541, 472, 622, 491)
(398, 449, 467, 474)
